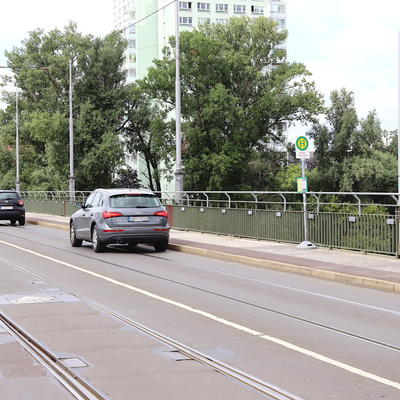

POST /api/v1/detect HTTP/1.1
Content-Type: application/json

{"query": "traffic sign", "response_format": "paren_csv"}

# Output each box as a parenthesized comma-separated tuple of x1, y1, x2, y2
(297, 177, 308, 193)
(295, 136, 310, 159)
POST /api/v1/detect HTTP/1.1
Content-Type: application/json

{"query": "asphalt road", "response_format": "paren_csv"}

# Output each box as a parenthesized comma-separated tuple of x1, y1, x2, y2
(0, 222, 399, 399)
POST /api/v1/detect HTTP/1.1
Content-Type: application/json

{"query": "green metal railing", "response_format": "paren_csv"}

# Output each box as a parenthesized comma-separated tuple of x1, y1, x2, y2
(23, 199, 79, 217)
(172, 206, 398, 255)
(21, 190, 400, 256)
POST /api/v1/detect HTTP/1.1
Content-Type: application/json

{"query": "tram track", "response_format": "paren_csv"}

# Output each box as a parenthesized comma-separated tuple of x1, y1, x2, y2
(0, 227, 399, 355)
(0, 256, 303, 400)
(0, 312, 107, 400)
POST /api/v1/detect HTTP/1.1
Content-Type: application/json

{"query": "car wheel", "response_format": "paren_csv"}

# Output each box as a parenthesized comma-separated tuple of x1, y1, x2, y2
(70, 222, 82, 247)
(154, 240, 168, 252)
(18, 217, 25, 226)
(10, 219, 16, 225)
(92, 226, 106, 253)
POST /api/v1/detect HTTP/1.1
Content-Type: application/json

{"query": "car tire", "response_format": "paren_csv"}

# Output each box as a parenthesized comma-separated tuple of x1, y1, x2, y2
(70, 222, 82, 247)
(154, 240, 168, 252)
(92, 226, 106, 253)
(18, 217, 25, 226)
(10, 219, 16, 225)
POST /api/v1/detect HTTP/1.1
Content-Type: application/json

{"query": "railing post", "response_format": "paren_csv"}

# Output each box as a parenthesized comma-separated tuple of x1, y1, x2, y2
(279, 193, 287, 211)
(353, 194, 361, 216)
(251, 193, 258, 210)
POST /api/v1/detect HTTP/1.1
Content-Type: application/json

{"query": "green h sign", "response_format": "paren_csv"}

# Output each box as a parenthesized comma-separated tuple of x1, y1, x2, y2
(296, 136, 309, 151)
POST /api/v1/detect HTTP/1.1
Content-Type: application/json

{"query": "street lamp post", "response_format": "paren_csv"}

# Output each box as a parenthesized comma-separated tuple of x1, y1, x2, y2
(175, 1, 183, 203)
(15, 84, 20, 193)
(69, 60, 75, 200)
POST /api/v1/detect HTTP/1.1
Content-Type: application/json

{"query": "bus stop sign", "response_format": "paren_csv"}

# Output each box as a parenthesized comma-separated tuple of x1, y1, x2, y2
(295, 136, 310, 159)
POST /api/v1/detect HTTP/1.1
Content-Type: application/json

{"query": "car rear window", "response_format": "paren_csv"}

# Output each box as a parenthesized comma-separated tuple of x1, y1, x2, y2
(0, 192, 18, 200)
(109, 194, 161, 208)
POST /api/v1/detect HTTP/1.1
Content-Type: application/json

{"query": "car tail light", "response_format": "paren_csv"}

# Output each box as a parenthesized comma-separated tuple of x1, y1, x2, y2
(154, 210, 168, 218)
(18, 200, 24, 206)
(102, 211, 123, 219)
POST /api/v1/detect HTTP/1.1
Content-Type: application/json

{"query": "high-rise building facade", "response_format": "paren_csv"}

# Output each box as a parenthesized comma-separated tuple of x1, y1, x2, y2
(113, 0, 286, 83)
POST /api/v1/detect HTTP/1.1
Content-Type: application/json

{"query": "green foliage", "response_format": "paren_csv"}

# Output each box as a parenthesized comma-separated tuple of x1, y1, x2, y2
(0, 24, 127, 190)
(276, 164, 301, 191)
(309, 89, 396, 193)
(112, 166, 141, 189)
(145, 17, 323, 190)
(245, 150, 288, 190)
(340, 150, 397, 192)
(122, 82, 175, 192)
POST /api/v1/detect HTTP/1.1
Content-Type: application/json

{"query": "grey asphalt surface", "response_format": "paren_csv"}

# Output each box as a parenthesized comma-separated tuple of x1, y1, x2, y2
(27, 212, 400, 292)
(0, 216, 399, 399)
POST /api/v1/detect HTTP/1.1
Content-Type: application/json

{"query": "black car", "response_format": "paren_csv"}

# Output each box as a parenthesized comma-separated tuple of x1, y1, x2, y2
(0, 190, 25, 226)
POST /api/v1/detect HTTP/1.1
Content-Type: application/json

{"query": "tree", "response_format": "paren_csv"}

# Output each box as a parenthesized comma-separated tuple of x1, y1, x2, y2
(112, 166, 141, 189)
(0, 23, 127, 190)
(145, 17, 323, 191)
(121, 83, 175, 192)
(340, 150, 397, 192)
(309, 89, 396, 193)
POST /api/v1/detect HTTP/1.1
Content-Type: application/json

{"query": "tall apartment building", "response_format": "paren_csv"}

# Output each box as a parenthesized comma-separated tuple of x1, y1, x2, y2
(112, 0, 287, 83)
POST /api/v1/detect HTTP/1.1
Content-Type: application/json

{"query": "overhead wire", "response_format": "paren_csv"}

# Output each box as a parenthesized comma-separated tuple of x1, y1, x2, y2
(121, 0, 178, 33)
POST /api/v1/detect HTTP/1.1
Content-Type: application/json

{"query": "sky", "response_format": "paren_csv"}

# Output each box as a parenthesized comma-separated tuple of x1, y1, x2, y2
(0, 0, 399, 132)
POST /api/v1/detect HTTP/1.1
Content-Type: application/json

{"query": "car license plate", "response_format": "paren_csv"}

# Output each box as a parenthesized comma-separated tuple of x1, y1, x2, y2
(128, 216, 148, 222)
(0, 206, 13, 210)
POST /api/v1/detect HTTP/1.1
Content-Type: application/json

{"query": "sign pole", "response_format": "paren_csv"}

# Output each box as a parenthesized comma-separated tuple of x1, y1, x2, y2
(295, 135, 316, 249)
(301, 158, 308, 242)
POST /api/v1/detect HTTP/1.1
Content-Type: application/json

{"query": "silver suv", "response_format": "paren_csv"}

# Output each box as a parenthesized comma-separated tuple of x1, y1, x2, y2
(69, 188, 169, 253)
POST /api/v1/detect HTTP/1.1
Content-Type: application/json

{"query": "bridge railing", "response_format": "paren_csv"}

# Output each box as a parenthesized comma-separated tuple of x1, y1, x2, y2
(20, 190, 400, 256)
(154, 191, 399, 214)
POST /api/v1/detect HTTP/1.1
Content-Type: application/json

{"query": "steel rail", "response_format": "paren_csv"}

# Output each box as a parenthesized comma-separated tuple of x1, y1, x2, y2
(99, 306, 304, 400)
(0, 313, 107, 400)
(0, 255, 303, 400)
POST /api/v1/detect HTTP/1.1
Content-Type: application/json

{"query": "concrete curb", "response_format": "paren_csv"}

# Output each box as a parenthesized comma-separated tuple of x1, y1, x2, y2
(27, 219, 400, 294)
(169, 244, 400, 294)
(28, 220, 69, 231)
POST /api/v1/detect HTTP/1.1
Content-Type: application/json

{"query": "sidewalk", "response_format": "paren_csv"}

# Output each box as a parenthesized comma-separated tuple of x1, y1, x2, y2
(26, 213, 400, 293)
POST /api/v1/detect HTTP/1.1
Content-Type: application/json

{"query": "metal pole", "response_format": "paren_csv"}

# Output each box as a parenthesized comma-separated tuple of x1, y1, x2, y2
(15, 84, 20, 193)
(301, 159, 308, 242)
(174, 1, 183, 203)
(69, 60, 75, 200)
(397, 32, 400, 256)
(398, 32, 400, 201)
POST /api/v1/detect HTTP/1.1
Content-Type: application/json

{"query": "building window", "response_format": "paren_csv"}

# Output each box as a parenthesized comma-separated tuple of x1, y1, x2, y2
(233, 4, 246, 13)
(198, 17, 211, 24)
(128, 53, 136, 63)
(215, 3, 228, 12)
(128, 24, 136, 34)
(128, 68, 136, 79)
(197, 2, 210, 11)
(251, 5, 264, 14)
(179, 16, 193, 25)
(179, 1, 192, 10)
(128, 39, 136, 48)
(216, 18, 228, 25)
(276, 19, 286, 28)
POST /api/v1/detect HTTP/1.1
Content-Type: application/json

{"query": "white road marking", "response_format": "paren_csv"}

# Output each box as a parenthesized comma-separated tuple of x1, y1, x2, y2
(1, 239, 399, 391)
(167, 258, 400, 316)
